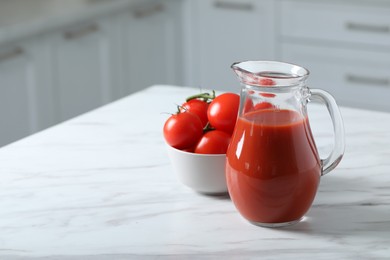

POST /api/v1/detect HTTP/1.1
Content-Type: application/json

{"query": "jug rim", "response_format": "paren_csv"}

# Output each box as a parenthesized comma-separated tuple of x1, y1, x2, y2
(231, 60, 309, 88)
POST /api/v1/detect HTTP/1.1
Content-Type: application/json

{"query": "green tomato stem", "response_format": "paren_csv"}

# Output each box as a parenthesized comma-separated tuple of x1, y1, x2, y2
(203, 122, 214, 133)
(186, 90, 216, 102)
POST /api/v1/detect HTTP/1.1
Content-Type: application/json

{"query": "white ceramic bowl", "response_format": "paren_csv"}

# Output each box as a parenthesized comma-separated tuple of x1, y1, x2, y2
(166, 144, 228, 195)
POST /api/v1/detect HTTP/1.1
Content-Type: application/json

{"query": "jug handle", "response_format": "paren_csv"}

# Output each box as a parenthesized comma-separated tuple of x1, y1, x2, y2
(310, 89, 345, 176)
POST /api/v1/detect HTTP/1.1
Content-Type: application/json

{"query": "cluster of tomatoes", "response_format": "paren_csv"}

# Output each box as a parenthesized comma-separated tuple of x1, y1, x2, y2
(163, 91, 240, 154)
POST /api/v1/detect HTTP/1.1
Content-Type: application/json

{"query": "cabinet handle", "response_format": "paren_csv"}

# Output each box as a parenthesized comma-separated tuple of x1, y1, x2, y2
(214, 1, 254, 11)
(64, 23, 99, 40)
(346, 22, 390, 34)
(346, 74, 390, 87)
(133, 3, 164, 18)
(0, 47, 23, 63)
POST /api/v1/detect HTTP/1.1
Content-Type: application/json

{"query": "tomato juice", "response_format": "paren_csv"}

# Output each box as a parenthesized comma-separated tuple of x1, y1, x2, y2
(226, 109, 321, 225)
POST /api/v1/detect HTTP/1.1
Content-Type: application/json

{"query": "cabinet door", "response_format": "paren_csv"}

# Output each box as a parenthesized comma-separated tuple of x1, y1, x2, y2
(280, 0, 390, 48)
(0, 39, 53, 147)
(281, 42, 390, 112)
(122, 0, 180, 95)
(54, 16, 117, 121)
(185, 0, 276, 92)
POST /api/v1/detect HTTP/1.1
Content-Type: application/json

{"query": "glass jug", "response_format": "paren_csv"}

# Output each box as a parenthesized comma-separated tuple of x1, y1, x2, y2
(226, 61, 345, 227)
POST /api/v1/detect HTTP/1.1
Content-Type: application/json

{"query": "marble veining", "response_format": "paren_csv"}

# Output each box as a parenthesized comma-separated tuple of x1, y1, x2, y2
(0, 85, 390, 259)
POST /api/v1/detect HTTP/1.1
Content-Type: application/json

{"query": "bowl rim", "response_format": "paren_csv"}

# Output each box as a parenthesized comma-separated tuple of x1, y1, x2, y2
(165, 142, 227, 157)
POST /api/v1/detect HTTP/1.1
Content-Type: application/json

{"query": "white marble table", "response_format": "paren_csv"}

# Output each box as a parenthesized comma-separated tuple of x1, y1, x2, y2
(0, 85, 389, 259)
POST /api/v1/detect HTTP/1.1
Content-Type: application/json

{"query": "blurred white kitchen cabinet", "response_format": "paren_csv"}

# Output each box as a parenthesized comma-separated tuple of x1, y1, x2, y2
(278, 0, 390, 112)
(51, 15, 121, 121)
(183, 0, 276, 92)
(0, 0, 182, 146)
(120, 0, 182, 95)
(51, 0, 181, 121)
(281, 43, 390, 112)
(0, 38, 54, 147)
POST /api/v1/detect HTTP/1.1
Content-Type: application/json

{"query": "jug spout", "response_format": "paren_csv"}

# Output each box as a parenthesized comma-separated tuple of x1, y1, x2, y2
(231, 61, 309, 87)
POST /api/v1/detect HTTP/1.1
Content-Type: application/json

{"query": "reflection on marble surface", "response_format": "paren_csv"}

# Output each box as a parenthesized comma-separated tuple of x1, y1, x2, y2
(0, 85, 389, 259)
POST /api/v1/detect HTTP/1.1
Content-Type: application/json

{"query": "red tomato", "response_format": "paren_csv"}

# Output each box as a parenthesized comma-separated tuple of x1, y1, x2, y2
(180, 99, 209, 127)
(258, 78, 275, 86)
(182, 146, 195, 153)
(243, 99, 254, 114)
(194, 130, 231, 154)
(254, 102, 274, 110)
(260, 93, 276, 98)
(207, 93, 240, 134)
(163, 112, 203, 150)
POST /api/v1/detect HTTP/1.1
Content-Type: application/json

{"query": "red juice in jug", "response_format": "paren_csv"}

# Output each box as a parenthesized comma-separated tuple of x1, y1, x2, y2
(226, 109, 321, 224)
